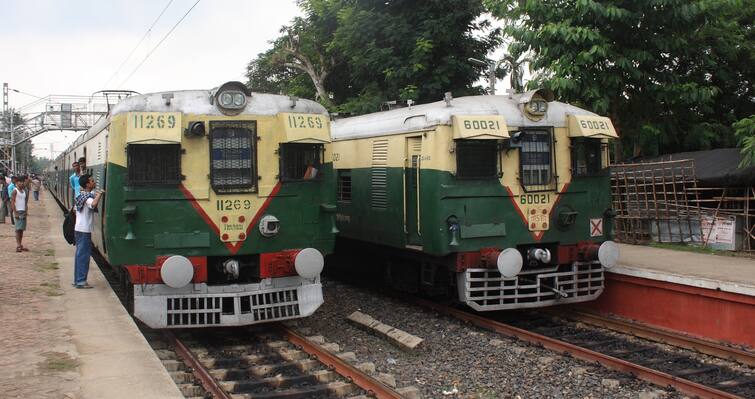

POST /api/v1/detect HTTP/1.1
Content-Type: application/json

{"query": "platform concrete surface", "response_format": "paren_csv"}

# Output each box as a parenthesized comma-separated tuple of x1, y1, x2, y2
(47, 198, 184, 399)
(614, 243, 755, 295)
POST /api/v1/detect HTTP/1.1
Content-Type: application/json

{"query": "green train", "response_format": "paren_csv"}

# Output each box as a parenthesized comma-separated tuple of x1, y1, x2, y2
(48, 82, 337, 328)
(330, 89, 619, 310)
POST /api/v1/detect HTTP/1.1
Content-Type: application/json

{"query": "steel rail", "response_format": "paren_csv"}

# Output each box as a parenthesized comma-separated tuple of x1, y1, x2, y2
(276, 323, 404, 399)
(164, 331, 232, 399)
(559, 308, 755, 367)
(414, 299, 743, 399)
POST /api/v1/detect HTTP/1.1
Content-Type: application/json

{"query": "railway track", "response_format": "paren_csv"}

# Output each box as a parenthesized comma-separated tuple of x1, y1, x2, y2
(415, 298, 754, 399)
(159, 325, 403, 399)
(91, 251, 404, 399)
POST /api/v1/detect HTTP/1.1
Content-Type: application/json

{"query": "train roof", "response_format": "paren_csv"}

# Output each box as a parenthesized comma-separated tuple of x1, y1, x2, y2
(66, 88, 327, 153)
(109, 89, 328, 117)
(331, 93, 600, 141)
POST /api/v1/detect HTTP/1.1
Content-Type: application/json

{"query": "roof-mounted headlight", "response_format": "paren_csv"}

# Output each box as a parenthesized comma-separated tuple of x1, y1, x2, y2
(527, 100, 547, 115)
(213, 81, 251, 115)
(218, 90, 246, 110)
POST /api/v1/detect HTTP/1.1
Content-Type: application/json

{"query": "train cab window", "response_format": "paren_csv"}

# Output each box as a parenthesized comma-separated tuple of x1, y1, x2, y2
(127, 144, 181, 185)
(455, 139, 499, 179)
(279, 143, 323, 181)
(571, 138, 606, 177)
(337, 170, 352, 202)
(210, 122, 256, 193)
(519, 130, 554, 190)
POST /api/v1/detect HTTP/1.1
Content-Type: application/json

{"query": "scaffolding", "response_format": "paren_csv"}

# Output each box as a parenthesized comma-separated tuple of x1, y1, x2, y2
(611, 159, 703, 244)
(611, 159, 754, 251)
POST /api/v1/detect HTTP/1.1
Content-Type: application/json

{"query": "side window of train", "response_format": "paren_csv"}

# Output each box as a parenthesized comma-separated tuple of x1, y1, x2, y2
(519, 130, 555, 190)
(279, 143, 324, 181)
(209, 121, 257, 193)
(126, 144, 182, 185)
(455, 139, 500, 179)
(571, 138, 606, 177)
(337, 169, 352, 202)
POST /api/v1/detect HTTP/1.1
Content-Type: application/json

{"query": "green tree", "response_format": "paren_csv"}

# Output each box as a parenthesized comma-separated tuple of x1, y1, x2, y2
(246, 0, 498, 114)
(734, 116, 755, 167)
(485, 0, 755, 159)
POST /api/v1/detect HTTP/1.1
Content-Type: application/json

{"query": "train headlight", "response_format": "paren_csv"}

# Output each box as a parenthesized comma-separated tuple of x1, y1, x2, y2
(598, 240, 619, 269)
(160, 255, 194, 288)
(220, 92, 234, 107)
(294, 248, 324, 279)
(233, 93, 245, 106)
(497, 248, 523, 278)
(213, 81, 250, 115)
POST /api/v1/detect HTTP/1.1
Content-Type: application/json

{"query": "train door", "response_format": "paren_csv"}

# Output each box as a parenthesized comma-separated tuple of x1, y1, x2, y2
(405, 136, 422, 247)
(100, 133, 108, 254)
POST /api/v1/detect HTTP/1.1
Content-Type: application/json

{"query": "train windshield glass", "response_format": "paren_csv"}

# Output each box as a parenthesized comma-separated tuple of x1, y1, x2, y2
(455, 139, 499, 179)
(210, 122, 256, 193)
(571, 138, 605, 176)
(127, 144, 181, 185)
(280, 143, 323, 181)
(519, 130, 554, 190)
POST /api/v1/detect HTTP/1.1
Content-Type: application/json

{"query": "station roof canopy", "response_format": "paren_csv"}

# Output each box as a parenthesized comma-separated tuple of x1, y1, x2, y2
(635, 148, 755, 187)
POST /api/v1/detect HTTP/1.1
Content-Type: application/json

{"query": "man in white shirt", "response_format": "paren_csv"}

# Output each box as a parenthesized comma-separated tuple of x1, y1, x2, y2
(10, 176, 28, 252)
(73, 174, 104, 289)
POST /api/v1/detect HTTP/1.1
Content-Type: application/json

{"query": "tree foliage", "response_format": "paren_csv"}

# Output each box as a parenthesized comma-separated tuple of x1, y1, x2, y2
(485, 0, 755, 159)
(734, 115, 755, 167)
(246, 0, 498, 114)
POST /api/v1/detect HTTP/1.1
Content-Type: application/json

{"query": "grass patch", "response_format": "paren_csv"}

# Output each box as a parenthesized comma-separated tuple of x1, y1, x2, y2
(44, 249, 54, 257)
(36, 262, 59, 272)
(39, 351, 78, 372)
(37, 281, 62, 296)
(649, 242, 737, 257)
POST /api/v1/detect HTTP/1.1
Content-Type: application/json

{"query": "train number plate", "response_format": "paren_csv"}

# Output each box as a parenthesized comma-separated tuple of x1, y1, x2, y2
(219, 214, 247, 242)
(528, 207, 550, 231)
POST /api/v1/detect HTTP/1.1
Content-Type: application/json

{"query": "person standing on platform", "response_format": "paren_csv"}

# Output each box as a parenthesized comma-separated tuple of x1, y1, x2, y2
(69, 161, 81, 204)
(7, 176, 17, 225)
(10, 176, 28, 252)
(0, 174, 8, 224)
(73, 174, 104, 289)
(30, 175, 41, 201)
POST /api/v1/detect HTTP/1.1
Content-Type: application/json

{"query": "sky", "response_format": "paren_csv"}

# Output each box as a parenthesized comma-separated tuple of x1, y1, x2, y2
(0, 0, 514, 158)
(0, 0, 302, 157)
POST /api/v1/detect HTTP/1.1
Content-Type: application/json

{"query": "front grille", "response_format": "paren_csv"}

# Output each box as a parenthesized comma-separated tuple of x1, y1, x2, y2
(242, 289, 300, 321)
(165, 289, 300, 327)
(166, 297, 222, 326)
(459, 261, 604, 311)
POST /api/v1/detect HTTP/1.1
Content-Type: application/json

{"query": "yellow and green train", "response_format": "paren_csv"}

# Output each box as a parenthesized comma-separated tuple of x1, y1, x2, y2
(331, 89, 620, 310)
(47, 82, 336, 328)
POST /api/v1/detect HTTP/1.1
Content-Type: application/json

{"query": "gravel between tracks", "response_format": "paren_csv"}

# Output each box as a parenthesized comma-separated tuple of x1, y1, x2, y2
(294, 279, 683, 399)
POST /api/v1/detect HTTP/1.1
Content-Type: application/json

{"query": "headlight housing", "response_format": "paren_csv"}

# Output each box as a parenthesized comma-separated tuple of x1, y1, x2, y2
(213, 81, 250, 115)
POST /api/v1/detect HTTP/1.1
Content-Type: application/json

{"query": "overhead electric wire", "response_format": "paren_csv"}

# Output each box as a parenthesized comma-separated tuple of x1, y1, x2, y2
(117, 0, 202, 89)
(10, 88, 44, 99)
(102, 0, 175, 89)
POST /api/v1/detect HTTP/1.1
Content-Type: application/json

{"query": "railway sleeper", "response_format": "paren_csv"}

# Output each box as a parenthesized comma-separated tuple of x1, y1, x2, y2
(673, 366, 719, 377)
(211, 359, 320, 379)
(639, 355, 687, 366)
(606, 346, 655, 357)
(229, 381, 356, 399)
(220, 370, 337, 392)
(716, 377, 755, 388)
(178, 383, 205, 397)
(199, 351, 307, 368)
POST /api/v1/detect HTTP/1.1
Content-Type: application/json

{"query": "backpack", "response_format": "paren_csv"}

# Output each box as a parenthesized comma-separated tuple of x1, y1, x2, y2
(63, 208, 76, 245)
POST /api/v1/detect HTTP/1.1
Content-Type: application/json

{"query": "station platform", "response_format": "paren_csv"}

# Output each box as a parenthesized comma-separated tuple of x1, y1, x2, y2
(583, 243, 755, 349)
(0, 192, 182, 398)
